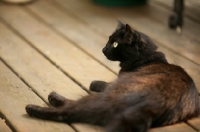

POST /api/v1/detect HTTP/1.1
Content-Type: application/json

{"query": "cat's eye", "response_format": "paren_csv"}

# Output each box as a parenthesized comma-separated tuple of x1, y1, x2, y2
(113, 42, 118, 48)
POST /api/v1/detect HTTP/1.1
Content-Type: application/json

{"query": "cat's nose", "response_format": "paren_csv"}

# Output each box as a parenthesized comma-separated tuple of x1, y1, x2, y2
(102, 47, 107, 53)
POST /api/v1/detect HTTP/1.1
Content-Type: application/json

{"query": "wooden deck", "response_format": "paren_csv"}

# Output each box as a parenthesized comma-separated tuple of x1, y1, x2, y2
(0, 0, 200, 131)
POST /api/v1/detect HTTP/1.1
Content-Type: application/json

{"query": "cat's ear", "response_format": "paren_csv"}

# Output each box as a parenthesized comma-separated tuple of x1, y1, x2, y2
(125, 24, 137, 44)
(116, 18, 125, 30)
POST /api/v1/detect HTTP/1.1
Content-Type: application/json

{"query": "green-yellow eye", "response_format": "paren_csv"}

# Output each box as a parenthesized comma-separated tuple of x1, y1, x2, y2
(113, 42, 118, 48)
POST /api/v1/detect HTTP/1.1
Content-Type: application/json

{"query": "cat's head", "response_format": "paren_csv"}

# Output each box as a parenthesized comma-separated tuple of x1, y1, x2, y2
(102, 19, 157, 62)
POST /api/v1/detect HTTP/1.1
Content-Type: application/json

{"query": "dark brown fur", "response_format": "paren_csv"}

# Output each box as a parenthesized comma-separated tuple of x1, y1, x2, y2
(25, 20, 200, 132)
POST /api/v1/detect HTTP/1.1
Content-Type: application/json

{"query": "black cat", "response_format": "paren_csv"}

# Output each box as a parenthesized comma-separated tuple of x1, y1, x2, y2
(26, 20, 200, 132)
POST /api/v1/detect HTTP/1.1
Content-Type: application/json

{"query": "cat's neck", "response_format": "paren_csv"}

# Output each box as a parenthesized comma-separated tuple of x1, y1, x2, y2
(119, 51, 167, 73)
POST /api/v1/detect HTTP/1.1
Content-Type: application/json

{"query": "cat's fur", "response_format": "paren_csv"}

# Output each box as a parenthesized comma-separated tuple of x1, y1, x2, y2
(26, 20, 200, 132)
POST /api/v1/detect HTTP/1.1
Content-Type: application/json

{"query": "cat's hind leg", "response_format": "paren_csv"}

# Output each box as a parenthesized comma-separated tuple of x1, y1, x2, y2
(48, 91, 73, 107)
(26, 94, 110, 125)
(89, 81, 108, 92)
(26, 104, 67, 122)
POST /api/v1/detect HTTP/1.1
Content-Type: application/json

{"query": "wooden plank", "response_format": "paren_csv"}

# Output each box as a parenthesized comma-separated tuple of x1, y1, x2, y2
(187, 117, 200, 131)
(149, 123, 196, 132)
(54, 0, 200, 67)
(26, 0, 119, 74)
(0, 60, 75, 132)
(0, 21, 104, 132)
(0, 4, 116, 90)
(0, 118, 12, 132)
(26, 0, 200, 91)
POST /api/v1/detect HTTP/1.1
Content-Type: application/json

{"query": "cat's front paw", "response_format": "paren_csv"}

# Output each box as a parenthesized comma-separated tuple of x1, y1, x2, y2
(89, 80, 107, 92)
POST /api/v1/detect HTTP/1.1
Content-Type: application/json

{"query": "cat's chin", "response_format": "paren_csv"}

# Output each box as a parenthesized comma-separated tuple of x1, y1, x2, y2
(103, 54, 117, 61)
(106, 56, 118, 61)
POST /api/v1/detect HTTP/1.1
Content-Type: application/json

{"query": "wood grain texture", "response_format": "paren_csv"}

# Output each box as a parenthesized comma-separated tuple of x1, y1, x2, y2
(0, 60, 75, 132)
(0, 4, 116, 90)
(149, 123, 196, 132)
(0, 119, 12, 132)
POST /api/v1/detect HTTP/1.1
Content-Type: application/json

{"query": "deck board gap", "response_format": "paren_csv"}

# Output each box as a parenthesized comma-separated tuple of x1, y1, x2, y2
(0, 100, 17, 132)
(185, 121, 199, 131)
(0, 20, 52, 101)
(69, 124, 79, 132)
(0, 57, 49, 105)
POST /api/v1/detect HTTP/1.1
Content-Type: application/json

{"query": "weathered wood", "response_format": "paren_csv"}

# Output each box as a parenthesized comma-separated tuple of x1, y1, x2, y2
(27, 0, 200, 91)
(0, 60, 75, 132)
(0, 21, 105, 132)
(149, 123, 196, 132)
(54, 0, 200, 67)
(0, 118, 12, 132)
(0, 4, 116, 90)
